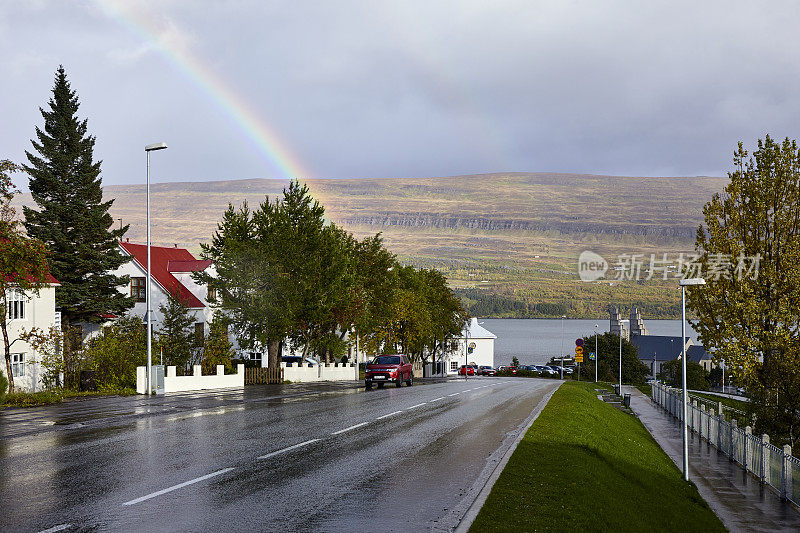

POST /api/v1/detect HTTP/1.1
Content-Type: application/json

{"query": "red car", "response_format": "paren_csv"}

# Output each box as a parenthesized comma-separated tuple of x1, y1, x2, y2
(458, 365, 476, 376)
(365, 355, 413, 389)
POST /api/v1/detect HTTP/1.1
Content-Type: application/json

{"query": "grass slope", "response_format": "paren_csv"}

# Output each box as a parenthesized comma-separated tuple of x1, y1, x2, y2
(469, 382, 725, 532)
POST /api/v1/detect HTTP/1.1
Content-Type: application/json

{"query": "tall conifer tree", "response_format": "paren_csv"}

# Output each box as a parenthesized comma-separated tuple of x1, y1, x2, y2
(23, 66, 132, 330)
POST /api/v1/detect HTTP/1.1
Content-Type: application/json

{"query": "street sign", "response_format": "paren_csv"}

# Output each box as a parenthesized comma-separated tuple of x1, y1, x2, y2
(575, 354, 584, 362)
(575, 346, 583, 355)
(589, 352, 595, 360)
(575, 338, 584, 347)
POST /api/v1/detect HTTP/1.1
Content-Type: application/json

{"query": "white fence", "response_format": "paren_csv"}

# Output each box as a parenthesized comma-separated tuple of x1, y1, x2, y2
(280, 362, 357, 383)
(136, 364, 244, 393)
(652, 383, 800, 506)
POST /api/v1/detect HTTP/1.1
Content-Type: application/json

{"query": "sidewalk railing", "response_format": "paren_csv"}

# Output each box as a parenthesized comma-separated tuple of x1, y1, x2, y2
(652, 382, 800, 507)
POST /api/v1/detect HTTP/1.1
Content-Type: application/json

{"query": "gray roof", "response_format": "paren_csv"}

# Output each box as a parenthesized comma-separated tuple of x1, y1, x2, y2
(631, 335, 690, 361)
(686, 344, 712, 363)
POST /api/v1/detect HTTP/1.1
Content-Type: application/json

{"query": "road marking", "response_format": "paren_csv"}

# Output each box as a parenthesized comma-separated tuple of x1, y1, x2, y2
(448, 393, 460, 397)
(376, 410, 403, 420)
(257, 439, 320, 460)
(332, 422, 369, 435)
(406, 403, 426, 410)
(429, 396, 445, 402)
(464, 389, 473, 392)
(38, 525, 72, 533)
(122, 468, 235, 506)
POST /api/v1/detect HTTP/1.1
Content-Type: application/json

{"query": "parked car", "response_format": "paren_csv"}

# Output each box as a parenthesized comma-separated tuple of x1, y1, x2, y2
(540, 366, 557, 376)
(281, 355, 317, 367)
(458, 365, 476, 376)
(478, 365, 496, 376)
(365, 355, 413, 389)
(506, 366, 519, 375)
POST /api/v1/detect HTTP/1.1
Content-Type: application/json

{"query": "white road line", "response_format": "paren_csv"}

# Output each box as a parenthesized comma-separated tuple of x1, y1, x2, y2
(257, 439, 320, 460)
(464, 389, 473, 392)
(448, 392, 460, 397)
(376, 410, 403, 420)
(38, 525, 72, 533)
(429, 396, 445, 402)
(122, 468, 234, 506)
(406, 403, 426, 410)
(331, 422, 369, 435)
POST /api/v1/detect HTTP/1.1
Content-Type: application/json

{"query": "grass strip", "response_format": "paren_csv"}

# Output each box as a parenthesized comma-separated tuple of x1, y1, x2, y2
(469, 382, 725, 532)
(1, 388, 136, 409)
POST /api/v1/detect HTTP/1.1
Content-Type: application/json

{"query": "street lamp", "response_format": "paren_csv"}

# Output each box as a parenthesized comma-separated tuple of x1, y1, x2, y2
(560, 315, 566, 379)
(679, 277, 706, 481)
(594, 324, 598, 383)
(145, 142, 167, 395)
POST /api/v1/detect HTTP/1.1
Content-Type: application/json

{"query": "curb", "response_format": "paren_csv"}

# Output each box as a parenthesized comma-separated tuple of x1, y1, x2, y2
(450, 381, 563, 533)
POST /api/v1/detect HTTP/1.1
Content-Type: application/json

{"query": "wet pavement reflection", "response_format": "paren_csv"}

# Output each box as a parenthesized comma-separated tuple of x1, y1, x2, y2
(1, 378, 557, 532)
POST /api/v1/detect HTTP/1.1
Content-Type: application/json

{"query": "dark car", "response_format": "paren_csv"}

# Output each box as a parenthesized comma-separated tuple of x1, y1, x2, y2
(478, 365, 496, 376)
(365, 355, 413, 389)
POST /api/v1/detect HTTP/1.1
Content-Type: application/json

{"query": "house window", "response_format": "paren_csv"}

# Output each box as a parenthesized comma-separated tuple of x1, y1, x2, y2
(131, 277, 146, 302)
(207, 287, 217, 301)
(450, 361, 458, 372)
(249, 352, 262, 365)
(194, 322, 205, 345)
(11, 353, 25, 377)
(6, 290, 25, 320)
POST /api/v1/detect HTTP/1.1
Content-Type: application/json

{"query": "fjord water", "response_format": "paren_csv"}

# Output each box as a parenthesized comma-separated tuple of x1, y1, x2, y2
(482, 318, 699, 367)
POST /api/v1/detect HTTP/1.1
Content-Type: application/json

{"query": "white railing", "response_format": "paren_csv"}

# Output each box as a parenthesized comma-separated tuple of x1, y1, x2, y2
(652, 382, 799, 507)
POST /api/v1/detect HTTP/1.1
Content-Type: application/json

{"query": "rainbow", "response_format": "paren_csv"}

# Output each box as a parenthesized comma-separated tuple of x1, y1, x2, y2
(95, 1, 309, 179)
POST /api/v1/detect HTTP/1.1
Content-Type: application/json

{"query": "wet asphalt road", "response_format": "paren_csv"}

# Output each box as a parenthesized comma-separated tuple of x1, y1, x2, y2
(1, 377, 558, 533)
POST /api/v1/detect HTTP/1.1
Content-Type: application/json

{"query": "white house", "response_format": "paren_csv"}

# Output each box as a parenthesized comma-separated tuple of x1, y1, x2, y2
(98, 241, 215, 342)
(1, 274, 60, 392)
(444, 318, 496, 375)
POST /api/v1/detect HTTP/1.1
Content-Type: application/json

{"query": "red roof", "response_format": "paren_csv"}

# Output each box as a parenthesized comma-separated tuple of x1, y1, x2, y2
(119, 242, 208, 308)
(168, 259, 212, 272)
(4, 273, 60, 285)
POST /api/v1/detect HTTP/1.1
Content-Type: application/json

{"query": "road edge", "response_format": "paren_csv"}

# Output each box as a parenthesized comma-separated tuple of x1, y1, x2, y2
(451, 380, 563, 533)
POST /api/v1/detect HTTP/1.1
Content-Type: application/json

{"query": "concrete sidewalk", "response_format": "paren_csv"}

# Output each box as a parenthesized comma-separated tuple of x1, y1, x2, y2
(627, 386, 800, 532)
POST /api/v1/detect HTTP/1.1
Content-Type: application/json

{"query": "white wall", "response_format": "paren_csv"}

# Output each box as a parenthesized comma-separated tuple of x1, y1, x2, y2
(281, 362, 357, 383)
(1, 284, 58, 392)
(136, 364, 244, 393)
(444, 337, 495, 374)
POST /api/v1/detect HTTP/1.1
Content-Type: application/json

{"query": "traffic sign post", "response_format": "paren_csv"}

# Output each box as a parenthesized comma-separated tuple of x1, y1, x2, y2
(575, 340, 584, 381)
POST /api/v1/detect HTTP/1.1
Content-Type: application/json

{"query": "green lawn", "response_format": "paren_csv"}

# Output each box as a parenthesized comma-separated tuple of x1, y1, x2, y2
(469, 382, 725, 532)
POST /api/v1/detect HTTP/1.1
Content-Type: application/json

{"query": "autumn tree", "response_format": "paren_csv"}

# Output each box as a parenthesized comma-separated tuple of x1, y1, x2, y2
(687, 135, 800, 445)
(0, 160, 50, 392)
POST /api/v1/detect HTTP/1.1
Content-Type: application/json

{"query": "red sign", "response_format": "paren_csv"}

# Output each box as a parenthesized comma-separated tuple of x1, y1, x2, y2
(575, 338, 584, 347)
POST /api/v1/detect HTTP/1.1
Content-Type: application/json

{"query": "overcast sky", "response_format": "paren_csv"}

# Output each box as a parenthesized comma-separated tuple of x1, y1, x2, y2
(2, 0, 799, 186)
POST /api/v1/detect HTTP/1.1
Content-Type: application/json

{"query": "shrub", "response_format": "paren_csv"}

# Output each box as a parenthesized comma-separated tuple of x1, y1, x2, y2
(82, 316, 146, 391)
(0, 371, 7, 402)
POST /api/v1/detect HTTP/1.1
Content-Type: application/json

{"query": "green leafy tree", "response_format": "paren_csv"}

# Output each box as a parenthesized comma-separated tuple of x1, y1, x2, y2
(580, 333, 649, 385)
(201, 313, 234, 374)
(157, 291, 196, 371)
(657, 359, 709, 391)
(82, 315, 145, 391)
(0, 160, 50, 392)
(687, 135, 800, 445)
(511, 356, 520, 367)
(22, 66, 132, 334)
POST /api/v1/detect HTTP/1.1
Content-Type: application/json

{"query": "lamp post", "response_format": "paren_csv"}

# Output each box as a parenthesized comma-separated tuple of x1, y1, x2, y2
(145, 142, 167, 395)
(560, 315, 566, 379)
(594, 324, 598, 383)
(679, 277, 706, 482)
(721, 359, 725, 393)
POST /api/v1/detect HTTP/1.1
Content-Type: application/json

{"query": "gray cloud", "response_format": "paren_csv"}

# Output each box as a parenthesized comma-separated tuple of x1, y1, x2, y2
(2, 0, 799, 187)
